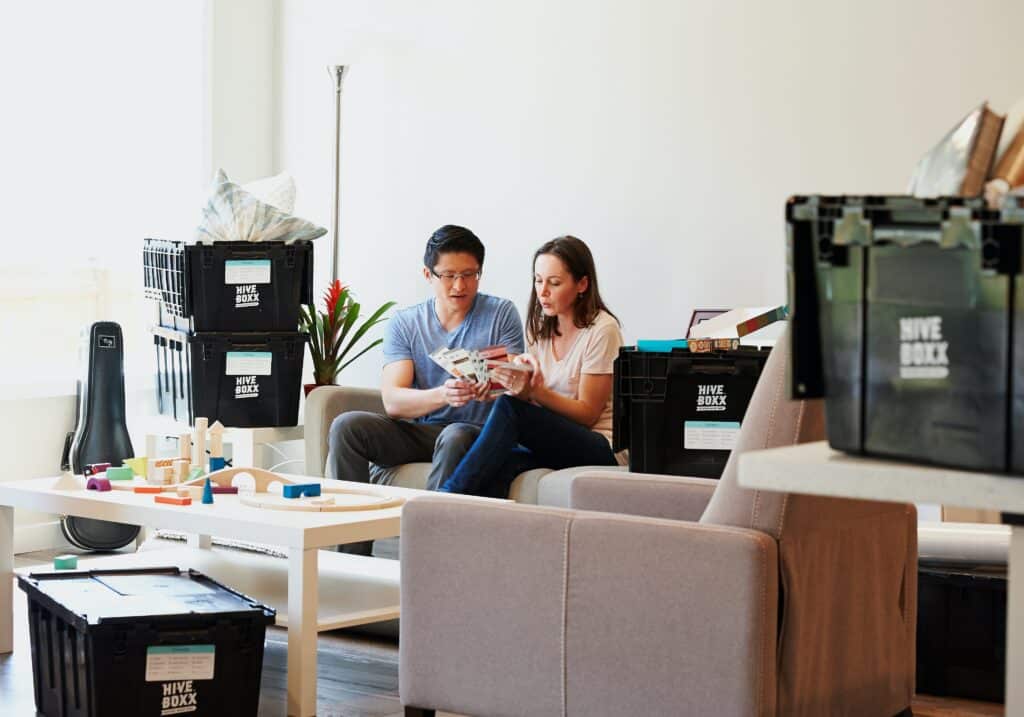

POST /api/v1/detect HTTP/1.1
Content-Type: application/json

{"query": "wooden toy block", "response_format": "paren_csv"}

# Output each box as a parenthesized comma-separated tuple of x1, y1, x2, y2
(209, 420, 225, 458)
(178, 432, 192, 460)
(83, 463, 111, 477)
(134, 486, 163, 494)
(282, 483, 321, 499)
(105, 466, 133, 481)
(188, 467, 205, 482)
(210, 485, 238, 494)
(310, 496, 336, 506)
(86, 477, 112, 492)
(209, 456, 226, 472)
(53, 555, 78, 570)
(155, 494, 191, 506)
(173, 458, 190, 482)
(194, 417, 208, 470)
(177, 486, 203, 499)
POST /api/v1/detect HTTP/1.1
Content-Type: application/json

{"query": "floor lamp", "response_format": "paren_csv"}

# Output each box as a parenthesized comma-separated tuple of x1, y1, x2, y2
(328, 65, 348, 283)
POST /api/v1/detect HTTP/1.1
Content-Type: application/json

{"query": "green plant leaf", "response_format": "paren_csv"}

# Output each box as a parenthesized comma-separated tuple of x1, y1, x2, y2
(331, 300, 361, 358)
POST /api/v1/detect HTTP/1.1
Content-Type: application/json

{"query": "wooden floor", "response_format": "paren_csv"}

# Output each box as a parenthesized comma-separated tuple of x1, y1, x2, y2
(2, 551, 1003, 717)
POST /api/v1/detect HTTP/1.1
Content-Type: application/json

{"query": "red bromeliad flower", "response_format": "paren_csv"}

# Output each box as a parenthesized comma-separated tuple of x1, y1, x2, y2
(323, 279, 348, 321)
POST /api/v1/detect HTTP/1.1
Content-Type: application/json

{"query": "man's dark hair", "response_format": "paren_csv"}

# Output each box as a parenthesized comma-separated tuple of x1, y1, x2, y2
(423, 225, 485, 270)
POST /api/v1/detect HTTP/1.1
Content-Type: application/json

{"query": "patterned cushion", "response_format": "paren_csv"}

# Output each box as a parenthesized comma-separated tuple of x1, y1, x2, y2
(196, 169, 326, 244)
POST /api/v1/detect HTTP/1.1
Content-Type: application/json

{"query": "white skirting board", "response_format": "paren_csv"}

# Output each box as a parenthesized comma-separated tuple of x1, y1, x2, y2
(14, 520, 71, 555)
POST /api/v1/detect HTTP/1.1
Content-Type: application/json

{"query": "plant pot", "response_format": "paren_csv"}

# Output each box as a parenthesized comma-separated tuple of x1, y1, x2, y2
(304, 383, 334, 397)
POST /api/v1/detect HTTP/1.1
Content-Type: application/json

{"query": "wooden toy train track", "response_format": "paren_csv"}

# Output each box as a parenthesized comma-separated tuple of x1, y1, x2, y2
(105, 467, 404, 512)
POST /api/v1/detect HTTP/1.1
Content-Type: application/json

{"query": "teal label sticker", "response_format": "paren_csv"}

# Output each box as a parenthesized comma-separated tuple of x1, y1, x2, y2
(684, 421, 741, 450)
(224, 259, 271, 285)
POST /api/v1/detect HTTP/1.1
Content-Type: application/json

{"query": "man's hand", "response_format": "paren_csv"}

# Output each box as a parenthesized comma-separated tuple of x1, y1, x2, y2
(442, 378, 479, 407)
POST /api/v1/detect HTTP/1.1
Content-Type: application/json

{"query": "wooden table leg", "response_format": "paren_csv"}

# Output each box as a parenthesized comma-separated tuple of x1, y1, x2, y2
(0, 505, 13, 653)
(287, 546, 318, 717)
(1007, 526, 1024, 710)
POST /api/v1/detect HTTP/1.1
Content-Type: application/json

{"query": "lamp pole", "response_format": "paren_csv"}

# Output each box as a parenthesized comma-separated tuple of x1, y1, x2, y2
(328, 65, 348, 283)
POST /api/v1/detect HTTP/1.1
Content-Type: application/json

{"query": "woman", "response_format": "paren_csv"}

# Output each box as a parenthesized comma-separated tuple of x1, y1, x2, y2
(438, 235, 623, 497)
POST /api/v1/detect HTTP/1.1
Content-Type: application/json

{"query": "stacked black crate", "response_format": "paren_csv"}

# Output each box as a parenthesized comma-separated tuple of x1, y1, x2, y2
(143, 239, 312, 427)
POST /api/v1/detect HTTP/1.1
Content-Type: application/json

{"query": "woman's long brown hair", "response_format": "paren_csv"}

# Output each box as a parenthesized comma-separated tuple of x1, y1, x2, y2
(526, 235, 619, 344)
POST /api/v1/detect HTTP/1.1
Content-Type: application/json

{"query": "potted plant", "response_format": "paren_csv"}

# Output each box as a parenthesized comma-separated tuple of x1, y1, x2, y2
(300, 279, 395, 394)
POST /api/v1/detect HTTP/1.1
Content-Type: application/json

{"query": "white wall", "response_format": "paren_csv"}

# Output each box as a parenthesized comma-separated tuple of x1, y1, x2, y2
(276, 0, 1024, 388)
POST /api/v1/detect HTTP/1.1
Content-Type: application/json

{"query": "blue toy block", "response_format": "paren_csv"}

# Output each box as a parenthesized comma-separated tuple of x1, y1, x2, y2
(209, 456, 226, 472)
(282, 483, 321, 499)
(201, 477, 214, 505)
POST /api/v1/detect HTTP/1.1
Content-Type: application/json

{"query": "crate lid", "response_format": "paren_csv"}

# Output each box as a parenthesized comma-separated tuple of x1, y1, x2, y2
(18, 567, 275, 627)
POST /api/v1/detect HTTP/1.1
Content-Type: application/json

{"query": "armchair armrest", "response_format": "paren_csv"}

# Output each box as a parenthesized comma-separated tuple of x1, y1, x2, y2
(303, 385, 385, 477)
(400, 496, 778, 717)
(570, 470, 718, 522)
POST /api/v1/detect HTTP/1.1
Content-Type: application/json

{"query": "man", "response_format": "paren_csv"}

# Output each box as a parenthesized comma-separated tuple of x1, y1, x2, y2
(329, 225, 524, 494)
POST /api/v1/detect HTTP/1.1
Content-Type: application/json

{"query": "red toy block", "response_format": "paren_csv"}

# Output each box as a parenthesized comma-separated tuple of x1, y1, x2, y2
(210, 486, 238, 494)
(84, 463, 112, 477)
(134, 486, 163, 494)
(155, 495, 191, 506)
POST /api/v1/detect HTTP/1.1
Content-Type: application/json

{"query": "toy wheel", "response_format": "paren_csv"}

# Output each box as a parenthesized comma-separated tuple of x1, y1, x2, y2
(60, 517, 140, 551)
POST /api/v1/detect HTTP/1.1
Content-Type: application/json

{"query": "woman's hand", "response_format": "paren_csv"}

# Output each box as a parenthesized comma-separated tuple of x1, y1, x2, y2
(493, 354, 543, 399)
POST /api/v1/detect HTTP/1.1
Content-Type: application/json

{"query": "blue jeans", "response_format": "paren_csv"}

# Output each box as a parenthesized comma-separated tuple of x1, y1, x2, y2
(437, 395, 617, 497)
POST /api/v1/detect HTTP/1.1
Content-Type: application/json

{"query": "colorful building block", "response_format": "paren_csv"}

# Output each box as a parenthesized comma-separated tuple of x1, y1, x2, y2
(211, 485, 238, 495)
(123, 457, 148, 477)
(83, 463, 111, 477)
(201, 478, 214, 505)
(134, 486, 163, 494)
(105, 466, 134, 481)
(209, 456, 226, 472)
(282, 483, 321, 499)
(155, 495, 191, 506)
(86, 477, 112, 492)
(53, 555, 78, 570)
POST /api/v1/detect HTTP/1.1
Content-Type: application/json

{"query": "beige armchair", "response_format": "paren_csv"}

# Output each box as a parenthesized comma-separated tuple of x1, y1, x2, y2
(304, 386, 624, 505)
(398, 331, 917, 717)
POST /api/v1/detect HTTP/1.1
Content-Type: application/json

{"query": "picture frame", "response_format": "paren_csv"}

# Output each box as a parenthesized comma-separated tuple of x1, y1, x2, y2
(686, 309, 730, 338)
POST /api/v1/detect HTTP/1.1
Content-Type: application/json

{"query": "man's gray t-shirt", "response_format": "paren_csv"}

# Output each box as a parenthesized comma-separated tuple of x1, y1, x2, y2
(382, 293, 524, 426)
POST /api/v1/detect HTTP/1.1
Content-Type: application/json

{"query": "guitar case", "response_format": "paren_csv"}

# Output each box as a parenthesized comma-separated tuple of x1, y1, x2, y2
(59, 322, 141, 550)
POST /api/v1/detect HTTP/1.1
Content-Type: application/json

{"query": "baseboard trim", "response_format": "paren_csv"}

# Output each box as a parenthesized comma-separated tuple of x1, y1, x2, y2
(15, 520, 72, 554)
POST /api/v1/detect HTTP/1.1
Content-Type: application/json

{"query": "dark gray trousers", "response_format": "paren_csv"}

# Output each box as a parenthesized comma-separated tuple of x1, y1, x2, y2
(328, 411, 480, 554)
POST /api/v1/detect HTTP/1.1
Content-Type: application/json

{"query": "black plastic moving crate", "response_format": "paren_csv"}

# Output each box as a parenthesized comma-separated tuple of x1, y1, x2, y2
(787, 195, 1024, 473)
(17, 567, 275, 717)
(143, 239, 313, 332)
(614, 345, 771, 478)
(189, 331, 307, 427)
(916, 566, 1006, 703)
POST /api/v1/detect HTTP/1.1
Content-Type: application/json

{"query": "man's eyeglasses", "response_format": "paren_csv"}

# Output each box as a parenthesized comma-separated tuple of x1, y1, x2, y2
(430, 269, 481, 283)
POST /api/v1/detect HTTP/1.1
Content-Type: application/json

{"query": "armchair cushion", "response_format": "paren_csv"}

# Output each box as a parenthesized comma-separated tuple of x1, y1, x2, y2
(570, 470, 717, 522)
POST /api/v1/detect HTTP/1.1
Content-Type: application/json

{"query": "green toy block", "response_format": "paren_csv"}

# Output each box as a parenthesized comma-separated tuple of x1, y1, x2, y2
(106, 466, 134, 480)
(53, 555, 78, 570)
(188, 467, 205, 482)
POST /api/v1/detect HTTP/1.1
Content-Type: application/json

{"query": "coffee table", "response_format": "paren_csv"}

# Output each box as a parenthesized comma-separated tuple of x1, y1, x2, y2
(0, 473, 490, 717)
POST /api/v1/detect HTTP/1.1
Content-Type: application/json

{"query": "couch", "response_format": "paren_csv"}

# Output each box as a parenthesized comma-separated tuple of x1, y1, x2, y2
(304, 386, 624, 506)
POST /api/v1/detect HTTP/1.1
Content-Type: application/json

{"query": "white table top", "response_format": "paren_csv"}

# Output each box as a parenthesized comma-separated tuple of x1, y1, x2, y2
(0, 473, 486, 550)
(739, 441, 1024, 514)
